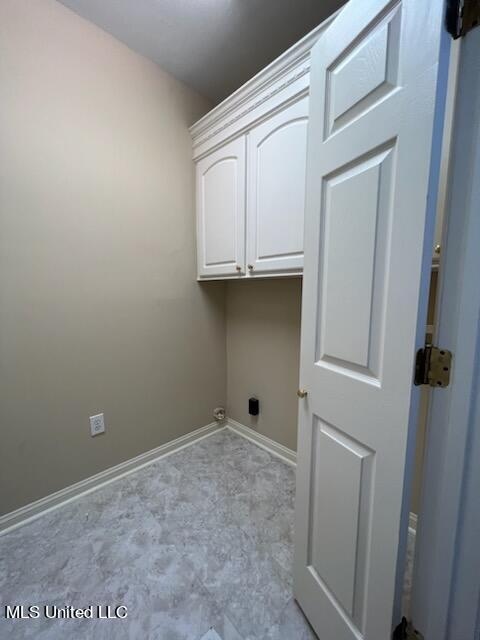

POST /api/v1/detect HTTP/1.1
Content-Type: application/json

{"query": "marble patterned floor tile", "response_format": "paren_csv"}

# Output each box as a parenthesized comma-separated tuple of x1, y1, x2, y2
(223, 490, 294, 560)
(263, 540, 294, 576)
(262, 599, 317, 640)
(0, 429, 303, 640)
(169, 457, 250, 504)
(223, 441, 273, 476)
(169, 431, 244, 468)
(196, 614, 244, 640)
(196, 430, 248, 456)
(200, 629, 223, 640)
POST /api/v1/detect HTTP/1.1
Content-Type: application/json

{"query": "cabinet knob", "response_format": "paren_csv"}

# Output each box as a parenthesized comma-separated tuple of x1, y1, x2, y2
(297, 389, 308, 399)
(236, 265, 242, 272)
(435, 244, 441, 255)
(247, 264, 254, 271)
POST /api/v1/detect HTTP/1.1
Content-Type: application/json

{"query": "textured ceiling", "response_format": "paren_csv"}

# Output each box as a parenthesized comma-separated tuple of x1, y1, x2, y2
(58, 0, 344, 104)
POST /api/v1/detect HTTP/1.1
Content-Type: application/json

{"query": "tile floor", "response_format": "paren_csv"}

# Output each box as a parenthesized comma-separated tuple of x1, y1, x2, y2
(0, 429, 317, 640)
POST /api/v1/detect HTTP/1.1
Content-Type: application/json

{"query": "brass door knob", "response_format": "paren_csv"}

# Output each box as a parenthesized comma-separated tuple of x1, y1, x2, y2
(297, 389, 308, 398)
(236, 265, 242, 272)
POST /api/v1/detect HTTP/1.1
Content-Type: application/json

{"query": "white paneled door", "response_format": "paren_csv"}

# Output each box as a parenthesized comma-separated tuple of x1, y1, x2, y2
(196, 137, 246, 278)
(246, 98, 309, 274)
(294, 1, 447, 639)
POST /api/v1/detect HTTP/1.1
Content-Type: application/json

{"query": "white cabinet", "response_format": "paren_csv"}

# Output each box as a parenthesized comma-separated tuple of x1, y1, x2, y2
(190, 16, 336, 281)
(194, 98, 309, 281)
(196, 137, 246, 279)
(246, 97, 308, 275)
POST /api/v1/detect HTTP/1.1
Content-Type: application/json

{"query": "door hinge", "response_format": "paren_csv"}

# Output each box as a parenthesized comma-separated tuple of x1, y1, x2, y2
(393, 617, 425, 640)
(414, 345, 452, 387)
(446, 0, 480, 38)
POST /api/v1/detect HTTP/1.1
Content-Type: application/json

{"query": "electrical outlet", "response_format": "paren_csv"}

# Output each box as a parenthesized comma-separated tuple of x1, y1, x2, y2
(90, 413, 105, 437)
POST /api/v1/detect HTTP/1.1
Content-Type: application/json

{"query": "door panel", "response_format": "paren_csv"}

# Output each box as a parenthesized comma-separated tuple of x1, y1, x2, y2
(309, 419, 374, 629)
(247, 98, 308, 274)
(318, 143, 394, 378)
(294, 1, 447, 639)
(196, 137, 245, 278)
(326, 8, 401, 137)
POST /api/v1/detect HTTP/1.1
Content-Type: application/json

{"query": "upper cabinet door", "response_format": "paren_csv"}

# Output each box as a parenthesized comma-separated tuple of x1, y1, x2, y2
(246, 97, 309, 275)
(196, 137, 246, 279)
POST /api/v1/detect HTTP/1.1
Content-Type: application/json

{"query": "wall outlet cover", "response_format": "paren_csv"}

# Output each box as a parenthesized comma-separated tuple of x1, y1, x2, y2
(90, 413, 105, 437)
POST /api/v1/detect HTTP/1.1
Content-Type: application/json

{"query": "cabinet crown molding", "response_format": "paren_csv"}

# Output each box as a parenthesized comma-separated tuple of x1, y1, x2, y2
(190, 12, 339, 160)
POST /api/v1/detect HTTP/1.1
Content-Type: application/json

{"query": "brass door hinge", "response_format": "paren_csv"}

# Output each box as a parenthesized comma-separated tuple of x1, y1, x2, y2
(446, 0, 480, 39)
(393, 617, 425, 640)
(414, 345, 452, 388)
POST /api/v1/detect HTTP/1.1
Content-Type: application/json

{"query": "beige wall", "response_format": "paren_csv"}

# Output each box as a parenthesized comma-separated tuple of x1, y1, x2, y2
(0, 0, 225, 515)
(226, 279, 302, 451)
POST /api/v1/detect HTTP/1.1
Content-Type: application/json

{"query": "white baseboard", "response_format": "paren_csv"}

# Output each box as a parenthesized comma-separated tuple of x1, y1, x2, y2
(0, 421, 222, 536)
(226, 418, 297, 466)
(1, 416, 413, 538)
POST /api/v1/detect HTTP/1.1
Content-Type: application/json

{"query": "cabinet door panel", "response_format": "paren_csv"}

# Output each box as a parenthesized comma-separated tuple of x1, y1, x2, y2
(196, 137, 246, 278)
(247, 98, 309, 274)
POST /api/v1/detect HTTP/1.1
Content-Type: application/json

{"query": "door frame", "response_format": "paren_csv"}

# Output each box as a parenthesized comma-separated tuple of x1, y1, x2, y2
(411, 26, 480, 640)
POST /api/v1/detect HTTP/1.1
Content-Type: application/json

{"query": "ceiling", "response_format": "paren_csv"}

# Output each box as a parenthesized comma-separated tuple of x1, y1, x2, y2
(58, 0, 344, 104)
